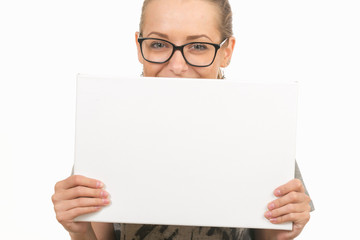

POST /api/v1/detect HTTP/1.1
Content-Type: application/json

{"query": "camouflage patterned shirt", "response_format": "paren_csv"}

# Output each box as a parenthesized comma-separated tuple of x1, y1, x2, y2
(113, 223, 253, 240)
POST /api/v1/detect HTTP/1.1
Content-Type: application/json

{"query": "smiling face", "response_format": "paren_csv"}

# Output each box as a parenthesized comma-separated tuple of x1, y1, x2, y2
(135, 0, 235, 79)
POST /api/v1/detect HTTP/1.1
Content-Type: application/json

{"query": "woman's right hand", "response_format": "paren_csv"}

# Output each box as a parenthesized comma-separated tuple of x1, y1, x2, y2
(51, 175, 110, 236)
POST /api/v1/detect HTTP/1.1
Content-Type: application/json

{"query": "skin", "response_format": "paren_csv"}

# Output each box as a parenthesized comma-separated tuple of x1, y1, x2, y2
(254, 179, 311, 240)
(52, 175, 115, 240)
(52, 0, 311, 239)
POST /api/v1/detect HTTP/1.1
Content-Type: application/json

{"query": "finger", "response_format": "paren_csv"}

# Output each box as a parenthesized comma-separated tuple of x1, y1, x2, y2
(274, 179, 305, 197)
(265, 202, 311, 219)
(55, 175, 103, 191)
(56, 197, 111, 212)
(56, 206, 102, 223)
(268, 192, 311, 210)
(269, 211, 310, 225)
(53, 186, 109, 202)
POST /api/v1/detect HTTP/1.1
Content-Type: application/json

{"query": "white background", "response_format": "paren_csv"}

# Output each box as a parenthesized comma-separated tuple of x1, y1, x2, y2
(0, 0, 359, 239)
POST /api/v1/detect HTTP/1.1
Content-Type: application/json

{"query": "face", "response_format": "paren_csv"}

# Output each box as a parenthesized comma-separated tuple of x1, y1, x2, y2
(135, 0, 235, 79)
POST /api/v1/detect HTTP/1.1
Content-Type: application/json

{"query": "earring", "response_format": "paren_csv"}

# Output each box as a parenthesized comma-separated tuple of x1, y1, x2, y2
(219, 68, 225, 79)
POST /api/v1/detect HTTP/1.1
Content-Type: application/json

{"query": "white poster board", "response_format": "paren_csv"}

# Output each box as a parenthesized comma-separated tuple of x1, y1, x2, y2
(74, 74, 297, 230)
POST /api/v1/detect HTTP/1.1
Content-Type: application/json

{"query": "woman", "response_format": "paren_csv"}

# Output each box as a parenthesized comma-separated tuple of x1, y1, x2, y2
(52, 0, 313, 239)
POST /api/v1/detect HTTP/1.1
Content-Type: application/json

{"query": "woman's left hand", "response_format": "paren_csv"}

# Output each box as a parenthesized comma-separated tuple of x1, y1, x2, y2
(256, 179, 312, 240)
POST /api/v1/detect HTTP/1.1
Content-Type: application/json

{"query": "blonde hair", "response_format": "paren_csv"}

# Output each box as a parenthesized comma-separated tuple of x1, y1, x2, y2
(139, 0, 233, 79)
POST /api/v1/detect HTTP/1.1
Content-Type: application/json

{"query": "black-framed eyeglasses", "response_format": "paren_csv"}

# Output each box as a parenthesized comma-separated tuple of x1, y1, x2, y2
(137, 37, 228, 67)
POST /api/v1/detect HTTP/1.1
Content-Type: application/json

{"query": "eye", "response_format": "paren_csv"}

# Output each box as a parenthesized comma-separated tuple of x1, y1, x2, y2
(150, 41, 167, 49)
(190, 43, 208, 51)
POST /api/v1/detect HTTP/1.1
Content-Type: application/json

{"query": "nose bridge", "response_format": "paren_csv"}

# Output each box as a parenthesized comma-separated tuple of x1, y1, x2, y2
(171, 45, 186, 62)
(167, 45, 188, 73)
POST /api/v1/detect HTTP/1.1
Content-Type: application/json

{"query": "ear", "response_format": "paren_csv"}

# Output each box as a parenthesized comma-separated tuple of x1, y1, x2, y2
(220, 36, 236, 68)
(135, 31, 144, 64)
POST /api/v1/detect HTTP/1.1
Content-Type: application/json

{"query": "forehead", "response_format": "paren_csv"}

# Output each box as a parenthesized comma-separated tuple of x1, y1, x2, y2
(142, 0, 221, 42)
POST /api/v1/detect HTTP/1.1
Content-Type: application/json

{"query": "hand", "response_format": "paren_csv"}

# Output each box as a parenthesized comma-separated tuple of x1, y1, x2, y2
(260, 179, 311, 240)
(51, 175, 110, 235)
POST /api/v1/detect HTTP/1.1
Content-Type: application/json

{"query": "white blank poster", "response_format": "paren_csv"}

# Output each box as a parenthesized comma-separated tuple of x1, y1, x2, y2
(74, 75, 298, 230)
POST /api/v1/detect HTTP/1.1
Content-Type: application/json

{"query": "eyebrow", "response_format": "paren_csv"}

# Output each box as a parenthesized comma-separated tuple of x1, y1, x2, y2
(147, 32, 169, 39)
(146, 32, 213, 42)
(186, 34, 213, 42)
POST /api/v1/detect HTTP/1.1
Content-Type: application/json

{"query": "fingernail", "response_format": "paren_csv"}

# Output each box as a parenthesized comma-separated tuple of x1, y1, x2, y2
(274, 189, 281, 196)
(270, 218, 277, 223)
(102, 198, 110, 204)
(265, 211, 272, 218)
(97, 181, 104, 188)
(101, 191, 108, 198)
(268, 203, 275, 210)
